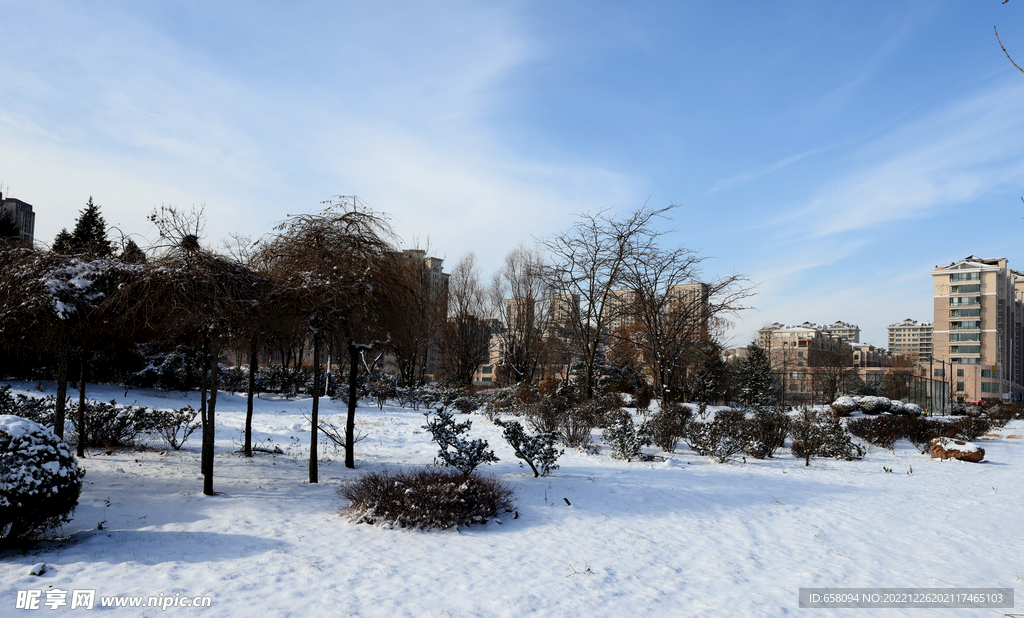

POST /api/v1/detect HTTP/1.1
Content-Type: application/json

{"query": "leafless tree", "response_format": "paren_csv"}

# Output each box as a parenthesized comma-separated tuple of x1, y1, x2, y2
(489, 245, 550, 385)
(621, 242, 753, 401)
(539, 205, 672, 398)
(809, 344, 856, 405)
(266, 197, 396, 474)
(437, 253, 492, 386)
(106, 206, 263, 495)
(380, 243, 447, 386)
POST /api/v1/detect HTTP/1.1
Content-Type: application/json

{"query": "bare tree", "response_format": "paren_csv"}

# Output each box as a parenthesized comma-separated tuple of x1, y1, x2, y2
(437, 253, 492, 386)
(266, 197, 396, 474)
(809, 342, 855, 405)
(107, 206, 263, 495)
(539, 205, 672, 398)
(381, 244, 447, 386)
(489, 245, 550, 385)
(620, 242, 753, 401)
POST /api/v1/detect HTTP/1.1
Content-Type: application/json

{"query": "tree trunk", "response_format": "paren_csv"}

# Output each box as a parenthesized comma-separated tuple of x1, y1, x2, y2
(53, 327, 69, 439)
(77, 351, 87, 457)
(345, 342, 359, 469)
(199, 336, 210, 477)
(244, 335, 258, 457)
(309, 331, 320, 483)
(203, 334, 219, 496)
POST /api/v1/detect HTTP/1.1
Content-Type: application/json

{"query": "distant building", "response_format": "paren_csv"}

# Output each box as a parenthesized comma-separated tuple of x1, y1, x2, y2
(0, 192, 35, 244)
(931, 256, 1024, 403)
(886, 319, 933, 362)
(757, 322, 853, 402)
(822, 320, 861, 343)
(851, 343, 895, 368)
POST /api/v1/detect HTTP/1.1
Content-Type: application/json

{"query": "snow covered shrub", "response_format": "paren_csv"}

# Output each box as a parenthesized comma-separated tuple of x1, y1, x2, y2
(482, 390, 516, 421)
(151, 406, 200, 450)
(494, 419, 562, 477)
(559, 401, 603, 449)
(453, 394, 481, 415)
(0, 389, 56, 428)
(130, 345, 204, 391)
(601, 410, 647, 461)
(846, 416, 906, 450)
(948, 416, 992, 441)
(743, 409, 791, 459)
(685, 409, 747, 463)
(366, 372, 398, 410)
(904, 418, 947, 453)
(949, 402, 980, 417)
(858, 396, 891, 415)
(0, 415, 85, 544)
(903, 403, 923, 416)
(643, 401, 693, 452)
(71, 400, 154, 448)
(339, 468, 516, 530)
(830, 396, 859, 417)
(789, 409, 863, 465)
(888, 400, 909, 415)
(219, 366, 248, 393)
(985, 403, 1022, 428)
(633, 382, 653, 413)
(524, 395, 567, 435)
(423, 409, 498, 477)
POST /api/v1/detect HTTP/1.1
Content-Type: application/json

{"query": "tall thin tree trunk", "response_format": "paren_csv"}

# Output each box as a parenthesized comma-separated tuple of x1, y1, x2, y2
(203, 334, 219, 496)
(53, 327, 69, 439)
(309, 331, 321, 483)
(77, 351, 87, 457)
(345, 341, 359, 469)
(199, 336, 209, 478)
(244, 335, 258, 457)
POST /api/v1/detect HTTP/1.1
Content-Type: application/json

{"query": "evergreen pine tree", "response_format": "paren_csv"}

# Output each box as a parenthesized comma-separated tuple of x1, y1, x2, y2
(738, 341, 777, 411)
(68, 197, 114, 257)
(120, 238, 147, 264)
(52, 228, 74, 254)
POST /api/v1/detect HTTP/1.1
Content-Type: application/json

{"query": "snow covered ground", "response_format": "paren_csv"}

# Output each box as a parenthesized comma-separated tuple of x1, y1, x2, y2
(1, 379, 1022, 617)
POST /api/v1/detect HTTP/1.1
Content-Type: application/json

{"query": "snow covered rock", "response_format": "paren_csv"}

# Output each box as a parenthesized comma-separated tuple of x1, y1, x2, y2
(930, 437, 985, 463)
(0, 415, 86, 544)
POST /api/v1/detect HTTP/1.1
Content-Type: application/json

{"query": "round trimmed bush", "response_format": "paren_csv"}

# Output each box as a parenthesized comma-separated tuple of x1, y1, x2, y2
(830, 396, 858, 416)
(0, 415, 85, 544)
(859, 396, 891, 415)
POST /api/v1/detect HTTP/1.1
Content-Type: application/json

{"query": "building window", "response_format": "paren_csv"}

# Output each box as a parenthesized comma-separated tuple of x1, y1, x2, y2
(933, 369, 944, 377)
(981, 382, 1001, 393)
(957, 368, 965, 377)
(956, 382, 965, 392)
(981, 369, 1000, 378)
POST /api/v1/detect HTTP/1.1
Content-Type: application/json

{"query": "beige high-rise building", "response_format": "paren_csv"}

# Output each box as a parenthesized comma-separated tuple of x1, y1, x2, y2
(931, 256, 1024, 403)
(887, 318, 933, 362)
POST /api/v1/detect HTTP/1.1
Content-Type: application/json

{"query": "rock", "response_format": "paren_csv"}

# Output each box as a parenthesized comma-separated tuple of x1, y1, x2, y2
(28, 563, 46, 576)
(930, 437, 985, 462)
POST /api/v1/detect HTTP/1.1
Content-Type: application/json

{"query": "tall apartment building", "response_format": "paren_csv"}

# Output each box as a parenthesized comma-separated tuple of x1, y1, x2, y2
(602, 289, 637, 331)
(931, 256, 1024, 403)
(887, 318, 933, 362)
(0, 193, 35, 244)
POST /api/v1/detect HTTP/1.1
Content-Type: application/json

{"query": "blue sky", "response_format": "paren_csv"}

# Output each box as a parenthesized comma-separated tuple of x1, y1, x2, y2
(2, 1, 1024, 347)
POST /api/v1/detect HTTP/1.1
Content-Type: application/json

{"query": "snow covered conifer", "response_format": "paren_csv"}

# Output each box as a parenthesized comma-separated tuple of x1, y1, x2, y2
(737, 341, 776, 411)
(0, 415, 85, 544)
(494, 418, 562, 477)
(423, 409, 498, 477)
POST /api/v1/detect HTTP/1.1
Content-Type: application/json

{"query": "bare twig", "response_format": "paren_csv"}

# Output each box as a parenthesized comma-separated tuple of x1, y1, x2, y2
(995, 26, 1024, 75)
